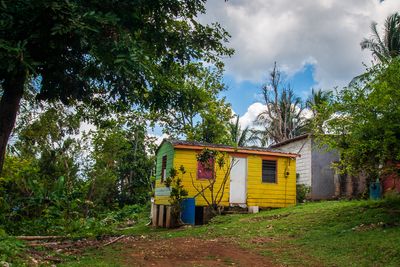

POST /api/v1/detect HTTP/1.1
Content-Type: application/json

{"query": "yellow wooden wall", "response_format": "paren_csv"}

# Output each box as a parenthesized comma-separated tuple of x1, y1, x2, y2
(247, 155, 296, 208)
(155, 148, 297, 208)
(175, 149, 231, 206)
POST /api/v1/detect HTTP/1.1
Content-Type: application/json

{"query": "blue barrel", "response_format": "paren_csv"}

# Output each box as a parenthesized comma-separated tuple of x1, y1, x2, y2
(181, 198, 195, 225)
(370, 181, 381, 200)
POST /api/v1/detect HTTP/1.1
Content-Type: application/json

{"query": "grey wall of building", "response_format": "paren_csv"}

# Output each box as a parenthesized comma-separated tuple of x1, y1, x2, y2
(310, 140, 340, 199)
(272, 136, 341, 200)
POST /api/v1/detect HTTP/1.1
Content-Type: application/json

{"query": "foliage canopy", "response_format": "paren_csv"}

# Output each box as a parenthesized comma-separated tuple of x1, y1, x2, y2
(316, 58, 400, 178)
(0, 0, 233, 172)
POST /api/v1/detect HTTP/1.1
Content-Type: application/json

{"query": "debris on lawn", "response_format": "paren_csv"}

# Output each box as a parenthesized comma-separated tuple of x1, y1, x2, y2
(240, 213, 291, 223)
(250, 237, 274, 244)
(352, 222, 385, 231)
(18, 235, 134, 266)
(351, 221, 400, 232)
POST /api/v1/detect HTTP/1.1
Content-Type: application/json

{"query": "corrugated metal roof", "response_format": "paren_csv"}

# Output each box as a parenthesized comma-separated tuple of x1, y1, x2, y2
(156, 139, 298, 158)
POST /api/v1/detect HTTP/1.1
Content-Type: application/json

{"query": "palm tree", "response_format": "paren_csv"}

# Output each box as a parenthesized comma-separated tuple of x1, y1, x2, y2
(255, 62, 306, 146)
(361, 12, 400, 63)
(228, 115, 256, 147)
(306, 89, 332, 117)
(305, 88, 332, 133)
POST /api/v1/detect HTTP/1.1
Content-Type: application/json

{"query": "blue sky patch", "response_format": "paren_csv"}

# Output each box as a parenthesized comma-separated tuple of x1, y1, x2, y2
(222, 63, 317, 116)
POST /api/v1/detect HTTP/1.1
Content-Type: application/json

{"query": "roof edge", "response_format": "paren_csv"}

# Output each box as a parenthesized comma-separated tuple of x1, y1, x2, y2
(269, 134, 310, 149)
(156, 138, 299, 158)
(173, 144, 298, 158)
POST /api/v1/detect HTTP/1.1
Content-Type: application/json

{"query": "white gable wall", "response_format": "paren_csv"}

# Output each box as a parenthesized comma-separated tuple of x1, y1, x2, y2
(273, 138, 312, 186)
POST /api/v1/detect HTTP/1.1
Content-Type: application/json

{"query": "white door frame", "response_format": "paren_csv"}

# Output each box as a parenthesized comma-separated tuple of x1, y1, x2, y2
(229, 156, 247, 207)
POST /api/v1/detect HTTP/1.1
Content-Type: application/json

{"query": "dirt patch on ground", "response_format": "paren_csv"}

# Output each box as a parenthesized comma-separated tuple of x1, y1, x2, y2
(23, 236, 136, 265)
(120, 237, 277, 267)
(23, 235, 282, 266)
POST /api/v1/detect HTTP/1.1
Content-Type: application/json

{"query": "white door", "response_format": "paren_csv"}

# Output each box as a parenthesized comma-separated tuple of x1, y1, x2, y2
(229, 157, 247, 205)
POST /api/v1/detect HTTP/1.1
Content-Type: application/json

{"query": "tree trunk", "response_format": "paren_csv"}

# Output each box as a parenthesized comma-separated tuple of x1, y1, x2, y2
(0, 69, 26, 174)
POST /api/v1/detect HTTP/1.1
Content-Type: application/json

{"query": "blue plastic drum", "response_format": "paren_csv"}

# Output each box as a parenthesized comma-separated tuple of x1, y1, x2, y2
(181, 198, 195, 225)
(370, 181, 381, 200)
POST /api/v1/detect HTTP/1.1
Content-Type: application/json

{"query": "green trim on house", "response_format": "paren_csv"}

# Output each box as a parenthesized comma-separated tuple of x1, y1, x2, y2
(155, 141, 174, 180)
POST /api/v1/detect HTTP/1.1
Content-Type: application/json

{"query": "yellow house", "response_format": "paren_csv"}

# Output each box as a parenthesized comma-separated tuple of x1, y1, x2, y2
(154, 139, 297, 216)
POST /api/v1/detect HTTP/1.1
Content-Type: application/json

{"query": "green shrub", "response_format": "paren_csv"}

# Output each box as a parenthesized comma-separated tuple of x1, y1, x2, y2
(382, 191, 400, 208)
(0, 229, 25, 263)
(0, 204, 147, 238)
(99, 204, 145, 230)
(108, 204, 144, 221)
(296, 184, 311, 203)
(57, 205, 146, 237)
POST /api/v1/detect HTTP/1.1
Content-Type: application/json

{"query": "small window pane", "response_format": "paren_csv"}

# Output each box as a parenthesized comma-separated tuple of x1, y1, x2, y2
(161, 155, 167, 181)
(197, 158, 214, 179)
(262, 160, 277, 183)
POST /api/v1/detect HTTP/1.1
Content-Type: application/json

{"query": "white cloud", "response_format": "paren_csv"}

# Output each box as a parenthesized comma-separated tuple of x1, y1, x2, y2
(239, 102, 314, 131)
(200, 0, 400, 89)
(238, 102, 267, 129)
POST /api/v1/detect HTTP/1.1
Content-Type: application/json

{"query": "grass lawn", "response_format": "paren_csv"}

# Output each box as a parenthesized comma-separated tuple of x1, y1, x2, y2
(61, 198, 400, 266)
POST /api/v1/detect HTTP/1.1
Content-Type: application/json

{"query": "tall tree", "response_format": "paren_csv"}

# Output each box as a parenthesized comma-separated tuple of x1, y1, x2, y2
(1, 102, 84, 232)
(12, 103, 81, 185)
(306, 89, 332, 117)
(86, 113, 155, 210)
(305, 88, 333, 133)
(228, 115, 256, 147)
(255, 62, 305, 146)
(316, 58, 400, 179)
(361, 12, 400, 63)
(193, 98, 232, 144)
(155, 63, 233, 144)
(0, 0, 233, 173)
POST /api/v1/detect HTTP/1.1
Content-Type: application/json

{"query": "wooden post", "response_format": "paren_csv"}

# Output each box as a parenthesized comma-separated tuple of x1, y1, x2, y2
(152, 204, 158, 227)
(158, 205, 165, 227)
(165, 206, 172, 228)
(150, 199, 154, 221)
(203, 206, 211, 225)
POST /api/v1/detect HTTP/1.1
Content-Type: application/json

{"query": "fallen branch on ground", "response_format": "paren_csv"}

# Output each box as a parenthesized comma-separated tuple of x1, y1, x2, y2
(15, 236, 67, 241)
(26, 242, 60, 247)
(43, 256, 62, 263)
(102, 235, 126, 247)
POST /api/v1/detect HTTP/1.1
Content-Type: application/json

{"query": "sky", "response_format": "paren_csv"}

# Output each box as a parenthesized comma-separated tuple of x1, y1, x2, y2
(197, 0, 400, 129)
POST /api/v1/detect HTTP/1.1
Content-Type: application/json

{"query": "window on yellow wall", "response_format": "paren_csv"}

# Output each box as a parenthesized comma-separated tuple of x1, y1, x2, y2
(262, 160, 277, 183)
(197, 158, 214, 179)
(161, 155, 167, 182)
